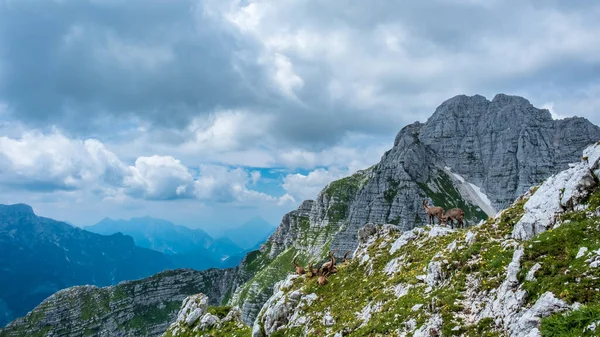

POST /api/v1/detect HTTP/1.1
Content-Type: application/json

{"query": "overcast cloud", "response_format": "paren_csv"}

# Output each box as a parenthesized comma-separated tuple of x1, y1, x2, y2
(0, 0, 599, 228)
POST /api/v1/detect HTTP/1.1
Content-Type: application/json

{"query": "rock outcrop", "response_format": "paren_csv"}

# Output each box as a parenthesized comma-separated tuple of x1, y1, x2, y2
(162, 294, 249, 337)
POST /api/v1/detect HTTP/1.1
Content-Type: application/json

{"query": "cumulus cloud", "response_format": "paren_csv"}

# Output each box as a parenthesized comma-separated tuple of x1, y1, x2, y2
(0, 129, 128, 193)
(282, 168, 348, 201)
(0, 129, 291, 205)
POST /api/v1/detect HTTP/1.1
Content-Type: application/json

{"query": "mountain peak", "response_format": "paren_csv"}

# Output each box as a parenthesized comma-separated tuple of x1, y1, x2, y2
(0, 203, 35, 218)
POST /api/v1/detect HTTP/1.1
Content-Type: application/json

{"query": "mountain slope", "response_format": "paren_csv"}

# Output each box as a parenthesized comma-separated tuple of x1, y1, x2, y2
(0, 204, 174, 327)
(0, 269, 247, 337)
(163, 141, 600, 337)
(227, 94, 600, 324)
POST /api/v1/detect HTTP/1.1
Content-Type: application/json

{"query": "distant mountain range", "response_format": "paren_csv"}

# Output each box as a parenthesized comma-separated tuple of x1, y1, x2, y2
(0, 203, 174, 327)
(208, 216, 277, 250)
(0, 205, 276, 328)
(85, 216, 245, 269)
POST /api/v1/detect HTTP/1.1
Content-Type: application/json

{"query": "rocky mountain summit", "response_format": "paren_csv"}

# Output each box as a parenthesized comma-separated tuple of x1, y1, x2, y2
(227, 94, 600, 324)
(2, 93, 599, 336)
(170, 141, 600, 336)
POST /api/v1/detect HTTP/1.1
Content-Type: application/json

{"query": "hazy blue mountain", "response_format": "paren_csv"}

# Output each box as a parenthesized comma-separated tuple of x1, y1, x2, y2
(0, 204, 174, 327)
(216, 216, 276, 250)
(85, 216, 245, 269)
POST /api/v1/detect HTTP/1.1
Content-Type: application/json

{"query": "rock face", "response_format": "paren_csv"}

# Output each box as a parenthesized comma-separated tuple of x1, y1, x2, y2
(0, 268, 249, 337)
(231, 94, 600, 324)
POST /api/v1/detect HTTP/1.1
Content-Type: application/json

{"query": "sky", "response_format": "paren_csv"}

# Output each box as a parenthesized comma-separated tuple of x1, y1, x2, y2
(0, 0, 599, 230)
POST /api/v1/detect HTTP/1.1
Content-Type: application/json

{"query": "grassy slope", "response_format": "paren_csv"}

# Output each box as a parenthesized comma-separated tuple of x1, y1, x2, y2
(251, 187, 600, 337)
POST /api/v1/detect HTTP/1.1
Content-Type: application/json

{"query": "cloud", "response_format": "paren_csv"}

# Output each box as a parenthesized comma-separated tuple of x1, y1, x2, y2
(0, 129, 128, 193)
(282, 168, 348, 201)
(125, 156, 195, 200)
(3, 0, 599, 155)
(0, 128, 291, 205)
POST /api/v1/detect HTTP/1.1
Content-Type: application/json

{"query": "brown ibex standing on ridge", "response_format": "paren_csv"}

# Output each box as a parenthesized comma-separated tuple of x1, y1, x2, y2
(423, 199, 445, 225)
(441, 208, 465, 229)
(293, 256, 305, 275)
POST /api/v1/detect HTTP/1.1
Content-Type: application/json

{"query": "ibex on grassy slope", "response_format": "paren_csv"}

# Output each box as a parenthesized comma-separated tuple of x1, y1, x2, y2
(320, 250, 338, 274)
(441, 208, 465, 229)
(293, 256, 306, 275)
(423, 199, 445, 225)
(317, 268, 329, 286)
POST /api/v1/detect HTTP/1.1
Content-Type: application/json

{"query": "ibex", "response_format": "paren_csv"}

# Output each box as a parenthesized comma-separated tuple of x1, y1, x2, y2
(342, 251, 352, 263)
(293, 256, 305, 275)
(441, 208, 465, 229)
(307, 263, 318, 277)
(317, 268, 329, 286)
(423, 199, 445, 225)
(321, 250, 337, 274)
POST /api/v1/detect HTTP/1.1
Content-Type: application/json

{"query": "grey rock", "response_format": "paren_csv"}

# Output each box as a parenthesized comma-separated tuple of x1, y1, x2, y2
(323, 312, 335, 326)
(222, 306, 243, 323)
(576, 247, 589, 259)
(479, 246, 526, 330)
(510, 292, 569, 337)
(525, 263, 542, 281)
(177, 294, 209, 327)
(413, 314, 443, 337)
(197, 313, 219, 330)
(425, 260, 445, 287)
(465, 231, 477, 245)
(513, 144, 600, 240)
(358, 223, 379, 244)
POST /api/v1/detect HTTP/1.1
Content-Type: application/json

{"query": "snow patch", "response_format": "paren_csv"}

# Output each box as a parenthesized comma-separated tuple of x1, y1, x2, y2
(444, 166, 496, 216)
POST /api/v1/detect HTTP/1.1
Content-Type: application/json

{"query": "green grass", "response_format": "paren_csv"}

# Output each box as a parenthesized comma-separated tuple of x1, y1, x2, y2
(541, 304, 600, 337)
(208, 306, 232, 319)
(519, 216, 600, 305)
(324, 171, 370, 223)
